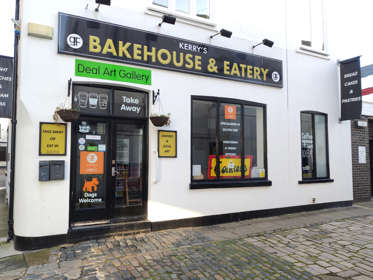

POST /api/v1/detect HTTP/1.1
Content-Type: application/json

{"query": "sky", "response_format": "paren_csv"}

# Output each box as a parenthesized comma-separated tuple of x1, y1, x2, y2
(0, 0, 372, 64)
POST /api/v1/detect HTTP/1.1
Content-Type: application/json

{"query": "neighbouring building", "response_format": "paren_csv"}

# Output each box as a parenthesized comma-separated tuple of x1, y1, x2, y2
(11, 0, 353, 250)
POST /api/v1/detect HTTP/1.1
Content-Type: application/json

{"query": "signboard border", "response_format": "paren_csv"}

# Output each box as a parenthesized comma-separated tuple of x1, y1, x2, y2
(158, 130, 177, 158)
(39, 122, 67, 156)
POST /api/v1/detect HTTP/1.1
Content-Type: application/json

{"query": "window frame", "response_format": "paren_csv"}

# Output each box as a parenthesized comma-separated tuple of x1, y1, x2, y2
(190, 96, 271, 189)
(148, 0, 216, 29)
(299, 110, 333, 184)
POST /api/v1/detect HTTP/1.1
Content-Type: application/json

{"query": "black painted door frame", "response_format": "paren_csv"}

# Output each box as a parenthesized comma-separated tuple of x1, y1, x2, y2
(69, 116, 148, 223)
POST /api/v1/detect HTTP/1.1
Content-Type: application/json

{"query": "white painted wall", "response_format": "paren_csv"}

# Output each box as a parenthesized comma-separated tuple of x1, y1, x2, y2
(14, 0, 353, 237)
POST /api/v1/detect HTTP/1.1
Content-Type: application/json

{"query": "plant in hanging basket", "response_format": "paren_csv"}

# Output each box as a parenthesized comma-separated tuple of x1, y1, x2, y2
(150, 113, 171, 127)
(54, 107, 80, 122)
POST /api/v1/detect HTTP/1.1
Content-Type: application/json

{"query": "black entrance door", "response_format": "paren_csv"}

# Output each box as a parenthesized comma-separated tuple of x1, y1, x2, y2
(71, 118, 147, 223)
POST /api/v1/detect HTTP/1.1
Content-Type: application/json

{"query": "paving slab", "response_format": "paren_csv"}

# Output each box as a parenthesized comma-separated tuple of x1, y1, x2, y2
(0, 202, 373, 279)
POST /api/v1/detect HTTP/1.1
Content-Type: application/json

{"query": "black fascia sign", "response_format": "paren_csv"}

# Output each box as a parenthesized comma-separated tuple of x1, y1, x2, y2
(58, 13, 283, 88)
(113, 90, 147, 118)
(0, 55, 13, 118)
(340, 56, 362, 121)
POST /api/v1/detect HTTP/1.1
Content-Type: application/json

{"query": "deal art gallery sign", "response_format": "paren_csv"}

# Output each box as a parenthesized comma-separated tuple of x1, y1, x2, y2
(58, 13, 283, 88)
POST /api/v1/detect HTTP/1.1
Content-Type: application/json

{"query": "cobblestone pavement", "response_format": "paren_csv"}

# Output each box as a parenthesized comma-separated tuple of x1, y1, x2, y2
(1, 204, 373, 280)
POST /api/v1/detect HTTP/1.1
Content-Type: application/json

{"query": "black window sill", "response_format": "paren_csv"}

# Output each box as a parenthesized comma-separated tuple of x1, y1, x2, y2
(298, 178, 334, 184)
(190, 179, 272, 189)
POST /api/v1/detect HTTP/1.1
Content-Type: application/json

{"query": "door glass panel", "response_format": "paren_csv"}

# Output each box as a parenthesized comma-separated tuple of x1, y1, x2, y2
(75, 121, 108, 210)
(114, 124, 143, 208)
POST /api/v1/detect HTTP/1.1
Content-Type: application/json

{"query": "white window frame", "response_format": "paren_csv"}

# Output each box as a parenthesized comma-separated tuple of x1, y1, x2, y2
(146, 0, 216, 29)
(298, 0, 329, 57)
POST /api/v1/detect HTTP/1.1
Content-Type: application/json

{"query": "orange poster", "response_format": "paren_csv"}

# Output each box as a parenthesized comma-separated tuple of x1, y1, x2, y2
(224, 105, 236, 120)
(80, 151, 104, 174)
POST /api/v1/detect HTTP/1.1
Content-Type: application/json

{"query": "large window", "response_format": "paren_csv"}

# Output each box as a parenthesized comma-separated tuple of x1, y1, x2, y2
(191, 97, 268, 188)
(152, 0, 210, 20)
(300, 111, 330, 180)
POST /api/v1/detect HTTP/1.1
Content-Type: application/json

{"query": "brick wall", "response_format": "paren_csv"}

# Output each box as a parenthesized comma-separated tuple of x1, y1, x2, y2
(351, 119, 372, 201)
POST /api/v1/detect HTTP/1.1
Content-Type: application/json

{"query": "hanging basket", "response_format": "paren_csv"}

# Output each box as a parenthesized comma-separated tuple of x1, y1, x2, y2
(56, 109, 80, 122)
(150, 116, 170, 127)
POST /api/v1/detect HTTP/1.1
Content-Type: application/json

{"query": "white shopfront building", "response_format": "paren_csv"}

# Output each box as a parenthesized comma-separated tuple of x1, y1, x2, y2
(12, 0, 353, 250)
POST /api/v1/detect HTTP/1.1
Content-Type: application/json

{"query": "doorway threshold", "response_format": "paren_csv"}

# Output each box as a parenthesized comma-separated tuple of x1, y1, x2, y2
(72, 219, 110, 227)
(69, 218, 151, 243)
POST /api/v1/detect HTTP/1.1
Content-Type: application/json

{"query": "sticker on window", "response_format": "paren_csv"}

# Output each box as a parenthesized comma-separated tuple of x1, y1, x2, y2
(224, 105, 236, 120)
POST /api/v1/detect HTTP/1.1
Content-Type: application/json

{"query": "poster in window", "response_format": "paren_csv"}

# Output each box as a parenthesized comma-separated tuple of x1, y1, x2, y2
(77, 174, 105, 208)
(80, 151, 104, 174)
(220, 104, 241, 156)
(207, 155, 253, 179)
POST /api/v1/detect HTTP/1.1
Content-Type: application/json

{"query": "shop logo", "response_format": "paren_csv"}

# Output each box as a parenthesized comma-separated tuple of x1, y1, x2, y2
(67, 34, 83, 49)
(83, 177, 99, 192)
(86, 152, 98, 164)
(272, 71, 280, 83)
(224, 105, 236, 120)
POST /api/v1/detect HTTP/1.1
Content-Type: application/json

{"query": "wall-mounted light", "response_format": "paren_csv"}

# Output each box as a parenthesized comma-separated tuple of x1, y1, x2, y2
(252, 39, 274, 50)
(95, 0, 111, 12)
(158, 15, 176, 27)
(210, 29, 232, 39)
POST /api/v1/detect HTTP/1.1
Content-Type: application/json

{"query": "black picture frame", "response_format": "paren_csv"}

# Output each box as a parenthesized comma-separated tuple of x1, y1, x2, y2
(39, 122, 67, 156)
(158, 130, 177, 158)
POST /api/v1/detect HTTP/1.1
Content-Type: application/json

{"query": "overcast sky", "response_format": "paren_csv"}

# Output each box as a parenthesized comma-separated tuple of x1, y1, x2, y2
(0, 0, 371, 65)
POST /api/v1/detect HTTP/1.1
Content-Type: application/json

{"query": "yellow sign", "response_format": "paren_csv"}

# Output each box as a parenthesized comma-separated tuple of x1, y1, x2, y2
(40, 123, 67, 155)
(158, 130, 177, 158)
(208, 155, 253, 179)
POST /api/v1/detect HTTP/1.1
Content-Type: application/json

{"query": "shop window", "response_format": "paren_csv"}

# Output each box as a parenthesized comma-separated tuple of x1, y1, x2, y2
(191, 97, 268, 188)
(299, 0, 327, 53)
(153, 0, 168, 8)
(300, 111, 330, 180)
(151, 0, 210, 20)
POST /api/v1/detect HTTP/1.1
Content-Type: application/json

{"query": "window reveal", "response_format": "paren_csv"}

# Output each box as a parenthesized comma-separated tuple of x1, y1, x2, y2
(192, 97, 266, 182)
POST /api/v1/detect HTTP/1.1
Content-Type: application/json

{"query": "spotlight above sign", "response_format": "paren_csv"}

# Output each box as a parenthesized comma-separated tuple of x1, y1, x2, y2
(252, 39, 274, 50)
(210, 29, 232, 39)
(158, 15, 176, 27)
(95, 0, 110, 12)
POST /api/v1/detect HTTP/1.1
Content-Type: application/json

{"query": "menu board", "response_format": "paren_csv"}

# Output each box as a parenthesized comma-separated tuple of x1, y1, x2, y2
(220, 104, 241, 156)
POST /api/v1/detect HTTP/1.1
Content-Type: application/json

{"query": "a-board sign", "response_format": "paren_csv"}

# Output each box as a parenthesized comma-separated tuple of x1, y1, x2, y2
(39, 123, 67, 155)
(158, 130, 177, 158)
